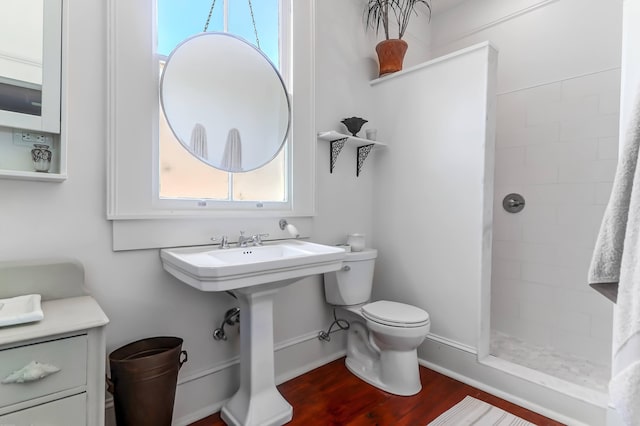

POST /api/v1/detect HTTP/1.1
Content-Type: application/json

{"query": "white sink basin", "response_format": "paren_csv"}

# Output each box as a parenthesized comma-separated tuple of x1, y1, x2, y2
(161, 239, 346, 426)
(160, 239, 346, 292)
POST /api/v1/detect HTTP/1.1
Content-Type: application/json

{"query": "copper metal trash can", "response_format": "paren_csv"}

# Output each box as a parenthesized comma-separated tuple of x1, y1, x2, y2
(107, 337, 188, 426)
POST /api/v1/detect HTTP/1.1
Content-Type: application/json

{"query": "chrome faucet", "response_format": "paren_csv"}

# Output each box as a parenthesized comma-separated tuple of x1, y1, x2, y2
(238, 231, 269, 247)
(211, 235, 230, 249)
(237, 231, 252, 247)
(251, 233, 269, 246)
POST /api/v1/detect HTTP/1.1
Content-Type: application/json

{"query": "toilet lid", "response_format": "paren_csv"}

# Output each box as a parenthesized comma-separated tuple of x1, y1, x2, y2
(362, 301, 430, 327)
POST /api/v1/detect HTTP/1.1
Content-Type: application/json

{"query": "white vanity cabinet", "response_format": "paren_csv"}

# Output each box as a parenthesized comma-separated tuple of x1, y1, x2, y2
(0, 296, 109, 426)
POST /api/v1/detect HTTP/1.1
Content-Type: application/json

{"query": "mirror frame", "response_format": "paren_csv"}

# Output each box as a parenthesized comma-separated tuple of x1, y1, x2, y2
(0, 0, 62, 133)
(159, 32, 291, 173)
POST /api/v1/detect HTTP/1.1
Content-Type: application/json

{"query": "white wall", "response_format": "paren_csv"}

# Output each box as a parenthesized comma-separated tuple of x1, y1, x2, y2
(371, 44, 496, 350)
(0, 0, 385, 423)
(431, 0, 622, 94)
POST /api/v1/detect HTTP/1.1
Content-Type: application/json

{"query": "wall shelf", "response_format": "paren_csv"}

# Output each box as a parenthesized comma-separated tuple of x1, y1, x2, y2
(0, 169, 67, 182)
(317, 131, 387, 177)
(0, 130, 66, 182)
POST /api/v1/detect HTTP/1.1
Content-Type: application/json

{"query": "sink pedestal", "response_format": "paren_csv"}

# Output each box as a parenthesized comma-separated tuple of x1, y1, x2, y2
(221, 281, 295, 426)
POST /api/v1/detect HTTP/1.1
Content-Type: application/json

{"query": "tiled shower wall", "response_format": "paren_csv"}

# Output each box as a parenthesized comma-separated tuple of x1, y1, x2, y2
(491, 69, 620, 365)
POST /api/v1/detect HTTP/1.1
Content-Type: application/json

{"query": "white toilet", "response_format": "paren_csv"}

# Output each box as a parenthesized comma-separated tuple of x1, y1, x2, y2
(323, 248, 430, 396)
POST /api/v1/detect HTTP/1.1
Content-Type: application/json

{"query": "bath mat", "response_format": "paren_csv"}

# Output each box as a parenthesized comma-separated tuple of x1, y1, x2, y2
(428, 396, 537, 425)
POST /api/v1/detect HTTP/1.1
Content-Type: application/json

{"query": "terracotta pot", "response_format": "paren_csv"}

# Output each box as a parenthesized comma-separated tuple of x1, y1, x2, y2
(375, 39, 408, 77)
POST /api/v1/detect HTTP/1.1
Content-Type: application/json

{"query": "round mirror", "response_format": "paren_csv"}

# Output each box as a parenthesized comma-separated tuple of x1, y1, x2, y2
(160, 32, 291, 173)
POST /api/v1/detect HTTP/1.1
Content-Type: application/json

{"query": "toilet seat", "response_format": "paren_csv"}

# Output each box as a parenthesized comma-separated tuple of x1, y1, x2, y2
(362, 300, 430, 328)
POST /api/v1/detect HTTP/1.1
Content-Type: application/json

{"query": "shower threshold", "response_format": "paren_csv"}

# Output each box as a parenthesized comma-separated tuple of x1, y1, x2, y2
(481, 331, 609, 408)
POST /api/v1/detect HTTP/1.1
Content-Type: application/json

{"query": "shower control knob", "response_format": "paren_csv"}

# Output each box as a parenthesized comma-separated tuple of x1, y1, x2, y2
(503, 193, 525, 213)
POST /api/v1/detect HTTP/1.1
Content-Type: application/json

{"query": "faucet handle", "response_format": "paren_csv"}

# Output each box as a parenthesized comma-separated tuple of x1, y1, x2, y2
(238, 231, 250, 247)
(252, 233, 269, 246)
(211, 235, 230, 249)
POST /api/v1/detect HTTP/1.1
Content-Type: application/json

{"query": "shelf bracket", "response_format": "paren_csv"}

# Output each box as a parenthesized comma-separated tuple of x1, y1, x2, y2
(329, 138, 348, 173)
(356, 144, 374, 177)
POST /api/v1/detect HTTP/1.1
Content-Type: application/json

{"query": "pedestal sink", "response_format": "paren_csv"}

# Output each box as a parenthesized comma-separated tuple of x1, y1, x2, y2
(160, 240, 345, 426)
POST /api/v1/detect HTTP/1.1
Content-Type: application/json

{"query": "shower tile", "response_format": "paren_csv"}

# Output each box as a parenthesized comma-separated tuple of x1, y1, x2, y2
(519, 203, 556, 224)
(600, 92, 622, 114)
(595, 182, 614, 205)
(558, 159, 617, 183)
(499, 318, 553, 348)
(561, 69, 621, 100)
(522, 222, 562, 244)
(493, 241, 557, 264)
(519, 300, 558, 325)
(519, 81, 562, 104)
(527, 95, 600, 127)
(491, 278, 521, 300)
(495, 146, 526, 166)
(553, 243, 594, 268)
(495, 162, 558, 185)
(493, 218, 522, 241)
(560, 117, 602, 141)
(551, 328, 611, 365)
(596, 114, 621, 138)
(517, 280, 555, 305)
(521, 262, 584, 288)
(557, 204, 606, 226)
(496, 122, 560, 147)
(555, 310, 591, 336)
(526, 140, 598, 166)
(590, 313, 614, 340)
(597, 136, 620, 160)
(491, 258, 522, 281)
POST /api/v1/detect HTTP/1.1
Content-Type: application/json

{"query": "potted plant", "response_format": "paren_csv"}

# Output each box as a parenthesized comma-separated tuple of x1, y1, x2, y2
(365, 0, 432, 76)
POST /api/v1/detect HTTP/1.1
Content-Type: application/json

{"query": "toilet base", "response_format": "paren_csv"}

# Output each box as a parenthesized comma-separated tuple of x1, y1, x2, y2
(345, 349, 422, 396)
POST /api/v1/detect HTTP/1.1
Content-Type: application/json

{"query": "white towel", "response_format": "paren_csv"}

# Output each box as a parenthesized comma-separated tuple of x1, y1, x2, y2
(221, 128, 243, 172)
(190, 123, 208, 160)
(589, 91, 640, 426)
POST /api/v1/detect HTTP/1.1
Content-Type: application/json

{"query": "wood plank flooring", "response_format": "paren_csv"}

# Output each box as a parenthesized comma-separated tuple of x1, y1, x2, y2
(190, 357, 565, 425)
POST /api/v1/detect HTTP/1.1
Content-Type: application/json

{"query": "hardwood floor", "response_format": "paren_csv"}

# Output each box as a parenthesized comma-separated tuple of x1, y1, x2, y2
(189, 358, 565, 425)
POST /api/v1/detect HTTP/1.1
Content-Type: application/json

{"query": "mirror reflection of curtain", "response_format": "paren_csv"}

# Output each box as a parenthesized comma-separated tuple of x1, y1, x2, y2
(190, 123, 208, 160)
(221, 128, 243, 172)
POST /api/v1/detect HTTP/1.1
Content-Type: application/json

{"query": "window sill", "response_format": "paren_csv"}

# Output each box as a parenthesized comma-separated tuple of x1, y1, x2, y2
(111, 215, 314, 251)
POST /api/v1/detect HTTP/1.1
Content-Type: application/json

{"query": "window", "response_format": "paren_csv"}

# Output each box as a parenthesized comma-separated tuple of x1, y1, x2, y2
(157, 0, 287, 205)
(107, 0, 315, 250)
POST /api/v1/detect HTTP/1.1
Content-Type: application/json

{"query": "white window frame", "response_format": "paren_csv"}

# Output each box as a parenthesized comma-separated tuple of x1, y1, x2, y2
(106, 0, 316, 250)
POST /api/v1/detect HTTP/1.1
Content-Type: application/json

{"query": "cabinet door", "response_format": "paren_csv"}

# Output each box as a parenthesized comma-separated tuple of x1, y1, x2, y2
(0, 335, 87, 408)
(0, 393, 86, 425)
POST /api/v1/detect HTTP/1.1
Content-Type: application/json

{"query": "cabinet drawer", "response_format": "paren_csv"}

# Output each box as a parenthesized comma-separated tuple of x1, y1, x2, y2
(0, 393, 86, 425)
(0, 335, 87, 409)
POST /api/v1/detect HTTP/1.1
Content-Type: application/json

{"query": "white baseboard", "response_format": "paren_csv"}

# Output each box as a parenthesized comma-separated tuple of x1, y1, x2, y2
(105, 330, 346, 426)
(418, 338, 607, 426)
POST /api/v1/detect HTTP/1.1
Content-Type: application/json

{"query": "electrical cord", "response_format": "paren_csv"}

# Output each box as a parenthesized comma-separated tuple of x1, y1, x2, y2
(318, 308, 350, 342)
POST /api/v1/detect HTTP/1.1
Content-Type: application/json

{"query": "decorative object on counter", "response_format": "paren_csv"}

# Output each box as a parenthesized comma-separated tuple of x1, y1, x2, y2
(341, 117, 368, 137)
(2, 360, 60, 384)
(0, 294, 44, 327)
(31, 144, 52, 172)
(365, 0, 432, 76)
(347, 234, 366, 252)
(366, 129, 378, 141)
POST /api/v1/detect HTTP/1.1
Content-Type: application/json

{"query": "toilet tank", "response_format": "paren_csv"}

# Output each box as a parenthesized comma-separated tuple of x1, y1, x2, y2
(323, 248, 378, 306)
